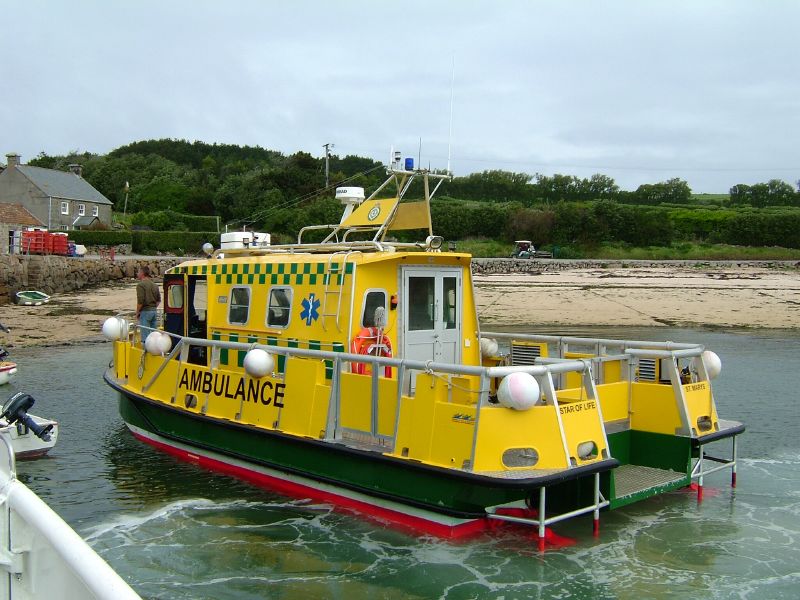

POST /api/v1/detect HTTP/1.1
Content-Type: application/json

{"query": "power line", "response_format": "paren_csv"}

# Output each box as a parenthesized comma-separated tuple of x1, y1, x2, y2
(440, 154, 800, 174)
(227, 164, 385, 228)
(337, 146, 799, 174)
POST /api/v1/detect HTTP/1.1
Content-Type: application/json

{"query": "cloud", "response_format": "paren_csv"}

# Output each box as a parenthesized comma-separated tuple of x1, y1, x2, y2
(2, 1, 799, 192)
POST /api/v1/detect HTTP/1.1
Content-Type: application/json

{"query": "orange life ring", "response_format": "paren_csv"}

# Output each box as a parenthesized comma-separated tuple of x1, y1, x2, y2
(351, 327, 393, 377)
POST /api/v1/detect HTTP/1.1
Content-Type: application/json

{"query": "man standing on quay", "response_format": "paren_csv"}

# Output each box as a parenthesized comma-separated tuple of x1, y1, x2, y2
(136, 265, 161, 342)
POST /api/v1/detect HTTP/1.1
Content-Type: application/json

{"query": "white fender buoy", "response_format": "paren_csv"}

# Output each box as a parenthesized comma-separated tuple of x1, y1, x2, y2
(156, 331, 172, 355)
(497, 372, 541, 411)
(145, 331, 172, 355)
(243, 348, 274, 378)
(480, 337, 499, 357)
(577, 441, 597, 460)
(702, 350, 722, 379)
(102, 317, 129, 341)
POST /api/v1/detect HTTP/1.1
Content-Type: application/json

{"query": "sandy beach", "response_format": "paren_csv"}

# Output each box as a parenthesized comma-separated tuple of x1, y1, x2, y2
(475, 264, 800, 329)
(0, 264, 798, 349)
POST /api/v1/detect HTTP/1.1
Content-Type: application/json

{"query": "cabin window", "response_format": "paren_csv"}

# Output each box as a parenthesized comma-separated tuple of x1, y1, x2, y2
(92, 205, 99, 217)
(266, 287, 292, 328)
(78, 203, 85, 216)
(60, 201, 69, 215)
(443, 277, 457, 330)
(361, 290, 387, 328)
(192, 278, 208, 321)
(165, 281, 184, 312)
(408, 276, 435, 330)
(228, 286, 251, 325)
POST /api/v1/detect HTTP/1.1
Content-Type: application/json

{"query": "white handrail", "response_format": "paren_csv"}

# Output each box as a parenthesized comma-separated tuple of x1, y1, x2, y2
(0, 433, 141, 599)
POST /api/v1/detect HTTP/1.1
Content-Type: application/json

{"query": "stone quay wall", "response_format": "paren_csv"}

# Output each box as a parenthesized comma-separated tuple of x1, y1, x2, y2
(0, 255, 181, 305)
(470, 258, 800, 275)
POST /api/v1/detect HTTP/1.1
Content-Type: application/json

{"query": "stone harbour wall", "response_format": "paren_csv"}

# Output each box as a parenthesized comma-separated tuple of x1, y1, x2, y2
(0, 255, 181, 305)
(470, 258, 800, 275)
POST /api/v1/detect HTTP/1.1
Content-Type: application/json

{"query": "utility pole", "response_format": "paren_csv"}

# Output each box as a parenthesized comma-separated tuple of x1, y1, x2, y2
(323, 143, 334, 187)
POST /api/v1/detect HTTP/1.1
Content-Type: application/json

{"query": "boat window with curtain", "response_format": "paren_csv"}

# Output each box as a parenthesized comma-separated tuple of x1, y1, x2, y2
(361, 290, 387, 327)
(267, 287, 292, 328)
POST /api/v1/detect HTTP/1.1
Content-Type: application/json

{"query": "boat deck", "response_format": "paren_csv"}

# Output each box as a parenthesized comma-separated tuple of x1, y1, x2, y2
(614, 464, 686, 499)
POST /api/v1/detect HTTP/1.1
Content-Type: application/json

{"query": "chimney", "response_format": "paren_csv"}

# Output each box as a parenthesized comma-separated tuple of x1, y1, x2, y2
(68, 163, 83, 177)
(5, 153, 20, 168)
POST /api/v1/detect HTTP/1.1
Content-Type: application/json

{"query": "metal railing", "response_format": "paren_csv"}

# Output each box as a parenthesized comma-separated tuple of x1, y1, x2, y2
(0, 432, 141, 599)
(122, 328, 603, 471)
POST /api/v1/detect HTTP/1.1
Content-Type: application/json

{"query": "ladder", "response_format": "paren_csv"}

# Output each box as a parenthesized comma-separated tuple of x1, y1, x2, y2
(321, 251, 356, 331)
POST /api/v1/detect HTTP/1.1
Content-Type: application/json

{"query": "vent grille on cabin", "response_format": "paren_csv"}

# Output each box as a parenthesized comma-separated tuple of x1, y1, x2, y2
(510, 342, 542, 366)
(637, 358, 657, 382)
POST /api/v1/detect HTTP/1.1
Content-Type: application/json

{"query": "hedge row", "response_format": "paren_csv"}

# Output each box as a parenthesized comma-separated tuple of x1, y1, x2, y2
(429, 201, 800, 249)
(131, 231, 218, 254)
(68, 230, 218, 254)
(130, 210, 219, 232)
(67, 202, 800, 253)
(68, 230, 132, 246)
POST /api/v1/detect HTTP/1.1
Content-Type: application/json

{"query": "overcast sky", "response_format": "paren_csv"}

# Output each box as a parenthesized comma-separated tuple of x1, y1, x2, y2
(2, 1, 799, 193)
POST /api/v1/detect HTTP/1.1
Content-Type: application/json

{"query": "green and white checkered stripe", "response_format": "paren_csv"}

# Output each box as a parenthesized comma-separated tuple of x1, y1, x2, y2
(169, 262, 354, 286)
(210, 331, 345, 379)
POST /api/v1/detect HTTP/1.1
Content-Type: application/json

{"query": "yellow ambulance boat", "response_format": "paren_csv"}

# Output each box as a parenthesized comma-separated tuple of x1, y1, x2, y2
(103, 160, 744, 545)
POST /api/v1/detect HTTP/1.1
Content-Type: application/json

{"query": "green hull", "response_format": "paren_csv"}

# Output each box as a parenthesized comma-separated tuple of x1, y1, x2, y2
(507, 430, 698, 511)
(607, 430, 692, 508)
(113, 376, 614, 518)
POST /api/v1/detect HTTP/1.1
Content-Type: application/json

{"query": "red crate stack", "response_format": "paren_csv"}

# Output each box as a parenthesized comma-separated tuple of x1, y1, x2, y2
(22, 230, 47, 254)
(50, 233, 69, 255)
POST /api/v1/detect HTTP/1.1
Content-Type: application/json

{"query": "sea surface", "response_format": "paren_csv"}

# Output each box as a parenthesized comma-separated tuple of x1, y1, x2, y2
(6, 326, 800, 600)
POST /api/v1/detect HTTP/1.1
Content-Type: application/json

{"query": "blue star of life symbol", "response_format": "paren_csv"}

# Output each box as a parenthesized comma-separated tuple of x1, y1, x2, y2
(300, 293, 320, 326)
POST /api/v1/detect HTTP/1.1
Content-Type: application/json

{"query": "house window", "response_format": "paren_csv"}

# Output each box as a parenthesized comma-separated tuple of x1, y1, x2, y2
(78, 203, 85, 216)
(266, 287, 292, 328)
(92, 205, 99, 217)
(60, 201, 69, 215)
(59, 225, 69, 231)
(228, 287, 251, 325)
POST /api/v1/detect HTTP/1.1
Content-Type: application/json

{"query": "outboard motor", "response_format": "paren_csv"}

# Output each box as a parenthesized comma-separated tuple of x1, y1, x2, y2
(1, 392, 53, 441)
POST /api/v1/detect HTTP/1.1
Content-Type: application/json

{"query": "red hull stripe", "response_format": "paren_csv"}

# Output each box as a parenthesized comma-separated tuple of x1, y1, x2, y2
(129, 425, 575, 547)
(129, 426, 487, 539)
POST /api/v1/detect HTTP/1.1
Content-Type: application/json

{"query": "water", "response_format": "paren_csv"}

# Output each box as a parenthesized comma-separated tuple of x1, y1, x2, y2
(7, 327, 800, 599)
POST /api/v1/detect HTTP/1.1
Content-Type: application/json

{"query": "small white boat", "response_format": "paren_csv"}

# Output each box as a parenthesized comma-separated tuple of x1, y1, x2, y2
(0, 413, 58, 458)
(0, 360, 18, 385)
(15, 290, 50, 306)
(1, 393, 59, 458)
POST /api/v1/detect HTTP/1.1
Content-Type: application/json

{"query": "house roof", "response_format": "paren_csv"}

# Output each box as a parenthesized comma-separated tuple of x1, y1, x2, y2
(0, 203, 45, 227)
(15, 165, 113, 205)
(73, 215, 100, 227)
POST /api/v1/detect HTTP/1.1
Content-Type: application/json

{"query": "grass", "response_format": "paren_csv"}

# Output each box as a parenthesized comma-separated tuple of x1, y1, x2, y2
(690, 194, 729, 206)
(586, 242, 800, 261)
(449, 239, 515, 257)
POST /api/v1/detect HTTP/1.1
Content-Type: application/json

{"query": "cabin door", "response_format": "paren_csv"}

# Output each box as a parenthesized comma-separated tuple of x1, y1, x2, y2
(162, 274, 208, 364)
(162, 274, 186, 339)
(402, 268, 462, 388)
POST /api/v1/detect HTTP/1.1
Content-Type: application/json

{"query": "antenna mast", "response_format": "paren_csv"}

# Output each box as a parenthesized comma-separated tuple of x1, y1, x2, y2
(447, 56, 455, 175)
(323, 142, 334, 186)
